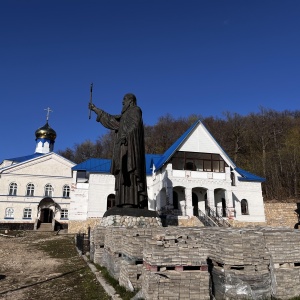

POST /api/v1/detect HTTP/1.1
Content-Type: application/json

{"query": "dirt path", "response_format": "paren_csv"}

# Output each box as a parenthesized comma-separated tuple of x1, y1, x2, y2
(0, 231, 111, 300)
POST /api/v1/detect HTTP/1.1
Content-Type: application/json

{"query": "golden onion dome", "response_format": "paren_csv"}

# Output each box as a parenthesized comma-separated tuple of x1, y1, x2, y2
(35, 122, 57, 140)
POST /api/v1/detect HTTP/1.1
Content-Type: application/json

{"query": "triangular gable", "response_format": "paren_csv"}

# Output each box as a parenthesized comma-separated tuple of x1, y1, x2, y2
(154, 120, 200, 171)
(0, 153, 45, 169)
(154, 120, 236, 171)
(179, 121, 236, 167)
(0, 152, 75, 175)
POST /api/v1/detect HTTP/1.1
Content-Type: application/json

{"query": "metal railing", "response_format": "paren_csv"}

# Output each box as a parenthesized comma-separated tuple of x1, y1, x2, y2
(205, 207, 231, 227)
(76, 227, 91, 255)
(198, 210, 218, 227)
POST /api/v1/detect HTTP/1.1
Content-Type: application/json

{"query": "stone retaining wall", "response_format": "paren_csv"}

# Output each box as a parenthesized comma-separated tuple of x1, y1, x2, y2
(100, 215, 162, 227)
(68, 218, 101, 234)
(264, 202, 299, 228)
(68, 201, 300, 234)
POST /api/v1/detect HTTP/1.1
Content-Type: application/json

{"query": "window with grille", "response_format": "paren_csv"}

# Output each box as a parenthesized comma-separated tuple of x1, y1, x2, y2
(26, 183, 35, 196)
(61, 209, 68, 219)
(9, 182, 17, 196)
(23, 208, 32, 219)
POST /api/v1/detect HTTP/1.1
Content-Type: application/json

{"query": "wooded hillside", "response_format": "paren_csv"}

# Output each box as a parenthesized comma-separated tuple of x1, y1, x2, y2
(58, 108, 300, 200)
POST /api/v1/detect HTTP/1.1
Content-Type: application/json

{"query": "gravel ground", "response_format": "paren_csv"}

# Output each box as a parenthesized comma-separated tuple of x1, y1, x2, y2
(0, 231, 111, 300)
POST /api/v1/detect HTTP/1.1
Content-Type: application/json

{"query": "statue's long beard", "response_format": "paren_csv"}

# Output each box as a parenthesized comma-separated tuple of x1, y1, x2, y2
(122, 103, 130, 114)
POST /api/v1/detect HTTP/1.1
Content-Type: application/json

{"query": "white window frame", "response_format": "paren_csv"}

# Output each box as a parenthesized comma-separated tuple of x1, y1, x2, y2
(63, 185, 70, 198)
(26, 183, 35, 197)
(241, 199, 249, 215)
(23, 208, 32, 219)
(5, 207, 14, 218)
(44, 184, 53, 197)
(9, 182, 17, 196)
(61, 209, 68, 220)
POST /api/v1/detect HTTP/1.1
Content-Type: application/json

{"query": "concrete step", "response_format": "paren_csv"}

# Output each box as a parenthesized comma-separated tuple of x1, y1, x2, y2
(38, 223, 53, 231)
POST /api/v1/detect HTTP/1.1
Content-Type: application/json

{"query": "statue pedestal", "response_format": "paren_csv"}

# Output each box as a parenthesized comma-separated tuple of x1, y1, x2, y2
(104, 207, 158, 218)
(101, 207, 162, 228)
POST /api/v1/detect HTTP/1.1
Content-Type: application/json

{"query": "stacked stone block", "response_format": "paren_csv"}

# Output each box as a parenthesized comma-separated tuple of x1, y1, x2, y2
(89, 224, 300, 299)
(142, 269, 209, 300)
(119, 227, 165, 290)
(102, 226, 126, 280)
(202, 228, 272, 300)
(142, 228, 210, 300)
(262, 228, 300, 299)
(90, 225, 106, 265)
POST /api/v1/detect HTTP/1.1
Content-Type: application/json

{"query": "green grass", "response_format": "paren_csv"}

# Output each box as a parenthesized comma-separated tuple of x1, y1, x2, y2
(36, 235, 78, 259)
(94, 264, 141, 300)
(28, 234, 111, 300)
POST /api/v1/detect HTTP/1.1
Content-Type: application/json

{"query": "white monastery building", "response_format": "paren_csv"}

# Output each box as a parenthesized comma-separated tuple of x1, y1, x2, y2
(0, 111, 75, 231)
(69, 120, 266, 231)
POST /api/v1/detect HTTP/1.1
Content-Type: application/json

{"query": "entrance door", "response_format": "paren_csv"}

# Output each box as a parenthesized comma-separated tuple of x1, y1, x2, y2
(192, 193, 199, 216)
(40, 208, 53, 223)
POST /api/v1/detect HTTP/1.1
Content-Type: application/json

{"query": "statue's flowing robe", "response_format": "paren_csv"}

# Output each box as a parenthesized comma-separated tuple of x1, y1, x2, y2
(96, 106, 148, 208)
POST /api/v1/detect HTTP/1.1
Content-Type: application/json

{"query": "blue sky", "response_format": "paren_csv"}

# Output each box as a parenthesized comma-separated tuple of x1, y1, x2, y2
(1, 0, 300, 160)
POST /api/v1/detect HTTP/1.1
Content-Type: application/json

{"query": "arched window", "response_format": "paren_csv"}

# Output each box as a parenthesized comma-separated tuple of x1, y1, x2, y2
(63, 185, 70, 198)
(107, 194, 115, 210)
(23, 208, 32, 219)
(9, 182, 17, 196)
(26, 183, 35, 197)
(231, 169, 236, 186)
(44, 184, 53, 197)
(241, 199, 249, 215)
(5, 207, 14, 218)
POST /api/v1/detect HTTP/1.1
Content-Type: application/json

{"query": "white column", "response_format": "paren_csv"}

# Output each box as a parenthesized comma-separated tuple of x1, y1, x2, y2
(225, 190, 235, 219)
(185, 188, 193, 216)
(207, 189, 215, 209)
(180, 200, 186, 216)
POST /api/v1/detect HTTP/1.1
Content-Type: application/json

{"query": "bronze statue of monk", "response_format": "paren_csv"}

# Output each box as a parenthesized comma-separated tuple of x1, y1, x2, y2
(89, 93, 148, 209)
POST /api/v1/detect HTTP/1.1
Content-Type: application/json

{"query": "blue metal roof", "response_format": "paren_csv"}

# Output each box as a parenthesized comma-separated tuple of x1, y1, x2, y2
(5, 153, 45, 163)
(72, 154, 163, 175)
(72, 158, 111, 173)
(235, 167, 265, 182)
(154, 120, 200, 171)
(146, 154, 163, 174)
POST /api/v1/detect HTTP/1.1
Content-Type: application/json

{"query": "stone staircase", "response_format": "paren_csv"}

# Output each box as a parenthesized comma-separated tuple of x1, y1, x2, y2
(198, 207, 231, 227)
(38, 223, 53, 231)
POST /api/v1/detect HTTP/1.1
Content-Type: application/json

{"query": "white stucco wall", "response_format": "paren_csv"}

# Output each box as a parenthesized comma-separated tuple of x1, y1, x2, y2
(0, 153, 74, 224)
(88, 173, 115, 217)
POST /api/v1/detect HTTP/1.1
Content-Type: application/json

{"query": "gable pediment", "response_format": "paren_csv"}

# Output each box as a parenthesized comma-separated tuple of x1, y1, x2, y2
(178, 123, 235, 168)
(1, 153, 75, 177)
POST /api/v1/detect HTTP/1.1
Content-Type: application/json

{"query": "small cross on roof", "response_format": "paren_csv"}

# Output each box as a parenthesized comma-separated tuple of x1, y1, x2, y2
(44, 107, 53, 122)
